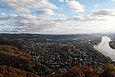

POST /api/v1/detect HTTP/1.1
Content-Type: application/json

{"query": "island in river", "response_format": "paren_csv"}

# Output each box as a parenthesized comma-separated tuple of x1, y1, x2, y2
(109, 41, 115, 49)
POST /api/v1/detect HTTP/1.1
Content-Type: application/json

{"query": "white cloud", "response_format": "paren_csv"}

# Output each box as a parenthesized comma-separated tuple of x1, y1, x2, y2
(59, 0, 64, 2)
(92, 9, 115, 16)
(0, 13, 62, 33)
(94, 4, 99, 8)
(37, 9, 64, 16)
(67, 9, 115, 22)
(0, 13, 7, 16)
(0, 28, 17, 33)
(0, 0, 58, 13)
(37, 9, 57, 16)
(112, 0, 115, 1)
(1, 8, 115, 34)
(72, 14, 106, 21)
(66, 1, 85, 13)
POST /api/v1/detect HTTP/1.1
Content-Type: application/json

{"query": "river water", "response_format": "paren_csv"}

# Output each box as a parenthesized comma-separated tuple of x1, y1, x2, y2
(94, 36, 115, 61)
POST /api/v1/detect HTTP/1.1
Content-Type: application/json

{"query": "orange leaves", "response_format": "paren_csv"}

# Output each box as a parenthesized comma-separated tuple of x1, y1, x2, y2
(51, 66, 98, 77)
(0, 65, 39, 77)
(81, 66, 93, 73)
(0, 45, 22, 54)
(0, 51, 34, 73)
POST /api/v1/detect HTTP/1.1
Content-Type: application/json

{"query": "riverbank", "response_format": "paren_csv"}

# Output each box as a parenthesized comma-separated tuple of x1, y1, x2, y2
(94, 36, 115, 61)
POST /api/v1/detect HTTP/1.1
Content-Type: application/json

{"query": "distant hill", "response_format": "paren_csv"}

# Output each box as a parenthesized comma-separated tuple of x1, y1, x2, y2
(0, 33, 83, 39)
(0, 33, 101, 41)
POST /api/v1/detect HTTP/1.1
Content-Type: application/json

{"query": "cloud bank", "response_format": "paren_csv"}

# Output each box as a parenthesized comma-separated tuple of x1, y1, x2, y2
(0, 0, 115, 34)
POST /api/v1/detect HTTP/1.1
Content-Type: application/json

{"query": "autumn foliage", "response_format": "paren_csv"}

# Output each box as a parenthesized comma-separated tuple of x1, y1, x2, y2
(0, 37, 115, 77)
(0, 45, 22, 54)
(0, 65, 39, 77)
(48, 64, 115, 77)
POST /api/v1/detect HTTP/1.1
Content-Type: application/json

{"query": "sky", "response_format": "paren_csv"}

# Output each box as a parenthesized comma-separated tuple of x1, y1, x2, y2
(0, 0, 115, 34)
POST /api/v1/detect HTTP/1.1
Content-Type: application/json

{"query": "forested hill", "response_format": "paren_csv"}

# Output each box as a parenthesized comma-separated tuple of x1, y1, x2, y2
(0, 34, 81, 39)
(0, 33, 101, 40)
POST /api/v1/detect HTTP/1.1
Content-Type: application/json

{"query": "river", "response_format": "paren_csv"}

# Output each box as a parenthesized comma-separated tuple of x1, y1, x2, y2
(94, 36, 115, 61)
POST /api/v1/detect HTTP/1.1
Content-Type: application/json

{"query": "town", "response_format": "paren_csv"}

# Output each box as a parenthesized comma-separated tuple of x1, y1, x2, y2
(23, 38, 112, 74)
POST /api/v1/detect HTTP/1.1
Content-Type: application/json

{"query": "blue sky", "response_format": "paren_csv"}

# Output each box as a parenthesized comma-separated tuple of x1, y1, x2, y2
(0, 0, 115, 34)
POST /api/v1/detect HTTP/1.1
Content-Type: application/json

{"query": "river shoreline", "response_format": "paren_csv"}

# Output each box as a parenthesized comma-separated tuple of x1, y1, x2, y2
(94, 36, 115, 61)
